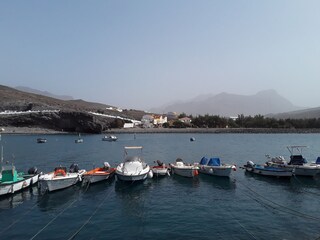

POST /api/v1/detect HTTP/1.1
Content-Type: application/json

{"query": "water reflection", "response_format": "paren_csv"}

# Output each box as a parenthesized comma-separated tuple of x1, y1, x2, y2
(198, 174, 236, 190)
(0, 186, 38, 210)
(171, 175, 200, 188)
(37, 185, 81, 212)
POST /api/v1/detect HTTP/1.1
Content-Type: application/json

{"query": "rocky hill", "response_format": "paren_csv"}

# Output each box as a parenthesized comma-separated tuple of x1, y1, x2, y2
(0, 85, 146, 133)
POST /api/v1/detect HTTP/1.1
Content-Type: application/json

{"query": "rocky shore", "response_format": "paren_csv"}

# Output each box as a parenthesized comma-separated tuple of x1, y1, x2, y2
(2, 127, 320, 135)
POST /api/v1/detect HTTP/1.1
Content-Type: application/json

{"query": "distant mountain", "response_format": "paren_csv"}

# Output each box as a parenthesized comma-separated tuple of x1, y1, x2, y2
(150, 90, 303, 116)
(269, 107, 320, 119)
(15, 86, 74, 100)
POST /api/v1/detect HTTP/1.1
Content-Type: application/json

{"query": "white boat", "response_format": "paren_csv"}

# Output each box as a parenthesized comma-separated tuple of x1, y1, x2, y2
(266, 146, 320, 177)
(151, 160, 170, 177)
(197, 157, 236, 177)
(37, 138, 47, 143)
(116, 146, 153, 182)
(82, 162, 115, 184)
(38, 164, 86, 192)
(102, 135, 117, 142)
(170, 158, 199, 178)
(244, 161, 293, 177)
(75, 133, 83, 143)
(0, 165, 40, 196)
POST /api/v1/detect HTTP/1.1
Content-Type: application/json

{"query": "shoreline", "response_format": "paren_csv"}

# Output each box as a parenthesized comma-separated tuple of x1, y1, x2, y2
(2, 127, 320, 135)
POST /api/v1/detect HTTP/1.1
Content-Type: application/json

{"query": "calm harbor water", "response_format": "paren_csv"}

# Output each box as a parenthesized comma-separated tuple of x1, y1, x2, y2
(1, 133, 320, 239)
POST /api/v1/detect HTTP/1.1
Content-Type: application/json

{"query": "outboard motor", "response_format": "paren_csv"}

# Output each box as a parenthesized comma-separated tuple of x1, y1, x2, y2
(156, 160, 163, 167)
(103, 162, 110, 169)
(69, 163, 79, 173)
(28, 167, 38, 175)
(246, 161, 255, 167)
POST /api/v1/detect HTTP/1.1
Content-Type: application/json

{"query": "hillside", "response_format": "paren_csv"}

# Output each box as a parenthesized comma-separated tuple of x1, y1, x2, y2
(270, 107, 320, 119)
(0, 85, 146, 133)
(150, 89, 302, 116)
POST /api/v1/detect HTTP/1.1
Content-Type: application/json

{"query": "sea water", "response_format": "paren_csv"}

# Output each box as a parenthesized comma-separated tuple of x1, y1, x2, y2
(1, 133, 320, 239)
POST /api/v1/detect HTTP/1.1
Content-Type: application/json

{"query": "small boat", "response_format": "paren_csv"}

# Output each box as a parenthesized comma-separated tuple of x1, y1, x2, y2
(190, 137, 196, 142)
(244, 161, 293, 178)
(37, 138, 47, 143)
(38, 163, 86, 192)
(0, 165, 40, 196)
(102, 135, 117, 142)
(0, 144, 40, 196)
(197, 157, 236, 177)
(75, 133, 83, 143)
(151, 160, 170, 177)
(82, 162, 116, 184)
(116, 146, 153, 182)
(170, 158, 199, 178)
(266, 146, 320, 177)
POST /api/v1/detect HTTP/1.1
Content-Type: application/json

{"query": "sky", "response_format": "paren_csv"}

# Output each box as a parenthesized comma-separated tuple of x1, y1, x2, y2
(1, 1, 320, 110)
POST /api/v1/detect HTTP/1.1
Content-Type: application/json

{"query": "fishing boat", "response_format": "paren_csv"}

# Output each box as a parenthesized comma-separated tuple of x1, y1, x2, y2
(197, 157, 236, 177)
(38, 163, 86, 192)
(151, 160, 170, 177)
(244, 161, 293, 177)
(0, 165, 40, 196)
(82, 162, 115, 184)
(102, 135, 117, 141)
(116, 146, 153, 181)
(266, 146, 320, 177)
(170, 158, 199, 178)
(75, 133, 83, 143)
(0, 144, 39, 196)
(37, 138, 47, 143)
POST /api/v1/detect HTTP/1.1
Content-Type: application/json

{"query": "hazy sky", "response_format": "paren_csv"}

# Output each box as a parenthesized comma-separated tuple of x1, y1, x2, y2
(1, 1, 320, 110)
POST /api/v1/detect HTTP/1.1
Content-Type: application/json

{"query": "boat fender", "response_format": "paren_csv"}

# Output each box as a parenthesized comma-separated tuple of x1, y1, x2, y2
(209, 168, 213, 174)
(148, 170, 153, 179)
(193, 169, 199, 176)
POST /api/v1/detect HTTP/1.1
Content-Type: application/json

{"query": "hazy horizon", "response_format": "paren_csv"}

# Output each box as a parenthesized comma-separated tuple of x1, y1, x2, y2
(1, 1, 320, 110)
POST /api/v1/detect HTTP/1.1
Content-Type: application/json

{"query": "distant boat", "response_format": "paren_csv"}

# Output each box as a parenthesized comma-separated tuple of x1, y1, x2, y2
(75, 133, 83, 143)
(102, 135, 117, 142)
(37, 138, 47, 143)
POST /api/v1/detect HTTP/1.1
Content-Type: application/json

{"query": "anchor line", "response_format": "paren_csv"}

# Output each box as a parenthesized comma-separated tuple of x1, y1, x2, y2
(29, 198, 78, 240)
(0, 189, 49, 235)
(67, 186, 116, 240)
(237, 180, 320, 221)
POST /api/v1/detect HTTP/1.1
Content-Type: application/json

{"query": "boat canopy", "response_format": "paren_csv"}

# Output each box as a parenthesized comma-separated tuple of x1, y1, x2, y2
(316, 157, 320, 164)
(200, 157, 209, 165)
(208, 158, 221, 166)
(124, 156, 143, 162)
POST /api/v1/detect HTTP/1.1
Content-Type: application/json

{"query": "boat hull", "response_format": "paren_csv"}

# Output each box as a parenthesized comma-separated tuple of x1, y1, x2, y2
(246, 166, 292, 177)
(198, 166, 234, 177)
(0, 174, 39, 196)
(83, 171, 114, 183)
(171, 167, 198, 178)
(116, 172, 148, 182)
(152, 167, 169, 176)
(38, 172, 84, 192)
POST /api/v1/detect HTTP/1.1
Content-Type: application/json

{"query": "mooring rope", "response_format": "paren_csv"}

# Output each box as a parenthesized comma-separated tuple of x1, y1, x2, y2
(68, 180, 136, 240)
(237, 179, 320, 221)
(0, 189, 49, 234)
(29, 198, 78, 240)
